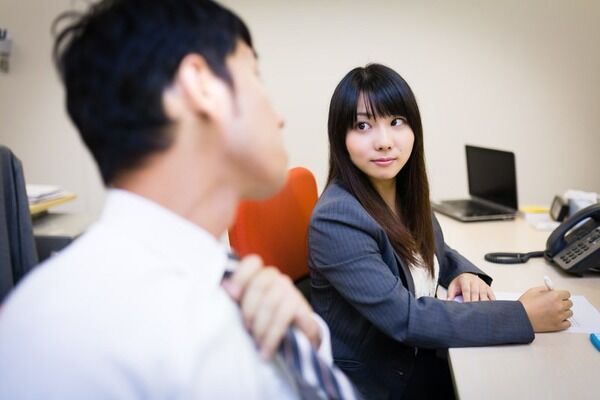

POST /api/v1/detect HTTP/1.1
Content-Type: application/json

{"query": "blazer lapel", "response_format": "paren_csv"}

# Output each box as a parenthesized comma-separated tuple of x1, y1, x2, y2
(394, 251, 416, 295)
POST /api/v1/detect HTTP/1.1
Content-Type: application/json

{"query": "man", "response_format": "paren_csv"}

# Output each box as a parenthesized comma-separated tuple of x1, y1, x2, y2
(0, 1, 331, 398)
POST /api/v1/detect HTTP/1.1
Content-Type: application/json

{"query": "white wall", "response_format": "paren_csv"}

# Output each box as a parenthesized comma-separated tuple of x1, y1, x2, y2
(1, 0, 599, 217)
(0, 0, 104, 215)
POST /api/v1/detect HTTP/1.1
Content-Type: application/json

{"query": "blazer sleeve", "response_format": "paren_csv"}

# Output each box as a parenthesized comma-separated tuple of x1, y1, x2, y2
(309, 198, 534, 348)
(432, 215, 493, 288)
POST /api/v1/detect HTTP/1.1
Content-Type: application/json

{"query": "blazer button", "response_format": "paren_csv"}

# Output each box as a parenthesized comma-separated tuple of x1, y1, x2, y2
(395, 369, 405, 376)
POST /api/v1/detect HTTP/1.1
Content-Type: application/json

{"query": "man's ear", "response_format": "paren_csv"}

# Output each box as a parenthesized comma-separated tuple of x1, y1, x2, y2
(169, 53, 232, 122)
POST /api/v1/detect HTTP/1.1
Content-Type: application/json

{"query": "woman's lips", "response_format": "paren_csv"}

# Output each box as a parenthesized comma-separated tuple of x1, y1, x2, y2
(372, 157, 396, 166)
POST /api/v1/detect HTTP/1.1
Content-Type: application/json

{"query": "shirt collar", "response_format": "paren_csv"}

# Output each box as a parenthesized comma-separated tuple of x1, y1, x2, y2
(98, 189, 227, 288)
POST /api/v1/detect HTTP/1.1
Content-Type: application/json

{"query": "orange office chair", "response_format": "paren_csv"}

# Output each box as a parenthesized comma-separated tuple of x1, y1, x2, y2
(228, 167, 318, 300)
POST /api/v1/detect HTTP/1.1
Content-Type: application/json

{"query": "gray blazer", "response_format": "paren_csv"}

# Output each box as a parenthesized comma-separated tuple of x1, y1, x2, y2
(308, 182, 534, 399)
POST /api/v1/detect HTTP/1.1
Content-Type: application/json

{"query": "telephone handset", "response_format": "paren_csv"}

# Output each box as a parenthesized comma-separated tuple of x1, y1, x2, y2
(485, 203, 600, 276)
(544, 202, 600, 275)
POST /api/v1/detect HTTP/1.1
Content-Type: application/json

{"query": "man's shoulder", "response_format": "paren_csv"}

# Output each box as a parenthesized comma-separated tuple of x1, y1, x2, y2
(0, 225, 177, 397)
(0, 223, 154, 343)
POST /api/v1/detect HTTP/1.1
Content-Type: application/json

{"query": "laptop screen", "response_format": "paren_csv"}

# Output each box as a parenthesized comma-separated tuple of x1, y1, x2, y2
(466, 145, 518, 210)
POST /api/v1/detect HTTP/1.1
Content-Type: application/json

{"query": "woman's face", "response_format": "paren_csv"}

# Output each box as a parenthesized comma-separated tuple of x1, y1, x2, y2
(345, 94, 415, 188)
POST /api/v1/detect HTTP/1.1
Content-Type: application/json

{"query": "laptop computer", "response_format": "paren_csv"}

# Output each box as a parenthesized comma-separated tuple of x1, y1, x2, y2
(432, 145, 518, 222)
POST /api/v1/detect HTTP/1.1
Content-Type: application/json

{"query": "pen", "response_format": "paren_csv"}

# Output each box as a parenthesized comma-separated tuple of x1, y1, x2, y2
(591, 333, 600, 352)
(543, 275, 554, 291)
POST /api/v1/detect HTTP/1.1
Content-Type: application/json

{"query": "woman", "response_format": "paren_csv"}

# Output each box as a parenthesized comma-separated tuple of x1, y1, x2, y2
(308, 64, 573, 399)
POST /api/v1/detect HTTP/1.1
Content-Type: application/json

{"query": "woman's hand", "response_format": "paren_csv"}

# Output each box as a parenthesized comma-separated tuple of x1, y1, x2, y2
(447, 273, 496, 302)
(518, 286, 573, 332)
(222, 254, 321, 359)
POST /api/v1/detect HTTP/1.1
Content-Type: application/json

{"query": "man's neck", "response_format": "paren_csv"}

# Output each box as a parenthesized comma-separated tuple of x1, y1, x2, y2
(112, 153, 238, 239)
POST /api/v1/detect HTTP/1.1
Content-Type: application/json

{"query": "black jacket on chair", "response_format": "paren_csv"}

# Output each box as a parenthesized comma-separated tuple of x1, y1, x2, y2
(0, 146, 38, 302)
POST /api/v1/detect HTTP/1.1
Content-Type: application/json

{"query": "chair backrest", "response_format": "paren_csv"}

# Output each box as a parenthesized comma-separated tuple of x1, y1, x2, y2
(228, 167, 318, 283)
(0, 146, 38, 303)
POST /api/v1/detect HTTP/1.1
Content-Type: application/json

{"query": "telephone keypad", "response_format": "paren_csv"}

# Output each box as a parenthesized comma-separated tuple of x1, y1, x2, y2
(552, 213, 600, 274)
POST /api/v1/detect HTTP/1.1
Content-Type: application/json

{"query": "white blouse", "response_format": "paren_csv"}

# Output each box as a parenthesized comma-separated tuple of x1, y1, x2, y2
(409, 255, 440, 298)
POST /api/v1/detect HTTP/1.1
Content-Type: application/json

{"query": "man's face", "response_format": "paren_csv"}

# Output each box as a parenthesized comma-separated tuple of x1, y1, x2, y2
(222, 41, 288, 200)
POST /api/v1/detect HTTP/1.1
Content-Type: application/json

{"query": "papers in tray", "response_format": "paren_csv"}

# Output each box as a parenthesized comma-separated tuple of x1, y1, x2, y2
(26, 184, 67, 204)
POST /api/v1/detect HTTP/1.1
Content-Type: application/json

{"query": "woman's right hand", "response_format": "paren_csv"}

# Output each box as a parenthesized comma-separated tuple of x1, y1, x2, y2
(518, 286, 573, 332)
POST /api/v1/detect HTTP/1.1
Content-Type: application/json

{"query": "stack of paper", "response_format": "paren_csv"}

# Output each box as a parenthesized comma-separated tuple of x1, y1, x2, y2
(523, 212, 560, 231)
(26, 184, 67, 204)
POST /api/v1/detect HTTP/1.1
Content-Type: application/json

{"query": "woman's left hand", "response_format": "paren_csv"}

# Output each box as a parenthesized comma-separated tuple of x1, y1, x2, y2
(447, 273, 496, 302)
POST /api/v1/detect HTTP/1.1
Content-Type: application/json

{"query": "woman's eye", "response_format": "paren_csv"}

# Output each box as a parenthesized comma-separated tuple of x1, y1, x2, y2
(391, 117, 406, 126)
(356, 122, 370, 130)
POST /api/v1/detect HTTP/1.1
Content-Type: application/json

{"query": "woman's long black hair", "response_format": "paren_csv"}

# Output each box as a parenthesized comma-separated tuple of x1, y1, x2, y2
(327, 63, 435, 274)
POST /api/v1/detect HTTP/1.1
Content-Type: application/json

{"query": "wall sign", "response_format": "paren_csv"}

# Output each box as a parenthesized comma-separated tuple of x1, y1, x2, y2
(0, 28, 12, 73)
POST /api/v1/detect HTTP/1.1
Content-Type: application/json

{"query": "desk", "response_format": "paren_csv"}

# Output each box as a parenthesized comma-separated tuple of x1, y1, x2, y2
(28, 192, 91, 262)
(437, 213, 600, 400)
(29, 192, 77, 217)
(33, 213, 92, 262)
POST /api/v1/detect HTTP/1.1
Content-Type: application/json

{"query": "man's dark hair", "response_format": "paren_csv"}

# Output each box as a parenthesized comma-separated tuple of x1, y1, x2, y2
(52, 0, 253, 184)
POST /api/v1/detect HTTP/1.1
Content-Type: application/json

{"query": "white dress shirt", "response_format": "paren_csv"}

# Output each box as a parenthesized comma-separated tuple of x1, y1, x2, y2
(0, 189, 333, 399)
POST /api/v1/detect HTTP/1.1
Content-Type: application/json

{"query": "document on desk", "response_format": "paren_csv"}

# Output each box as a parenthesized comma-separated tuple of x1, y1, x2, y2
(26, 184, 67, 203)
(495, 292, 600, 334)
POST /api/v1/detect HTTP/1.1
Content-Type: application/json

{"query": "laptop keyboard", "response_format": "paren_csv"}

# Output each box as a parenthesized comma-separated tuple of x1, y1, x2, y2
(442, 200, 504, 216)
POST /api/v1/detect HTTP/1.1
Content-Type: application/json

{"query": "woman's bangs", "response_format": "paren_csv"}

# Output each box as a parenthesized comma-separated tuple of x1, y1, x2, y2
(362, 81, 408, 120)
(338, 84, 361, 132)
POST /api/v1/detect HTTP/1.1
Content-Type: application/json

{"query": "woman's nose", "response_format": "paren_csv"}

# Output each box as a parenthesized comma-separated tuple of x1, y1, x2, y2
(375, 128, 392, 150)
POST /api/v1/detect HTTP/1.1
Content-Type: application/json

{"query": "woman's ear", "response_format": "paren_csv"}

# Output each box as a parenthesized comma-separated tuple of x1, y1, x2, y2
(168, 53, 232, 122)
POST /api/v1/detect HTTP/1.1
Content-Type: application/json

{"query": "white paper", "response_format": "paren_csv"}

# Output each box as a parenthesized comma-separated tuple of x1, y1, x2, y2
(523, 212, 560, 231)
(26, 184, 65, 203)
(455, 292, 600, 334)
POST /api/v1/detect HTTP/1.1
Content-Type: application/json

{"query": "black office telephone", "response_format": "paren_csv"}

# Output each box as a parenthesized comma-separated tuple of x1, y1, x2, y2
(544, 203, 600, 275)
(485, 203, 600, 276)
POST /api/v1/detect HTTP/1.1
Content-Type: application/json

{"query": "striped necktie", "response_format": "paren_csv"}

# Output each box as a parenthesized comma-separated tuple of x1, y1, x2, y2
(224, 254, 361, 400)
